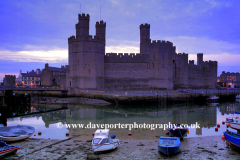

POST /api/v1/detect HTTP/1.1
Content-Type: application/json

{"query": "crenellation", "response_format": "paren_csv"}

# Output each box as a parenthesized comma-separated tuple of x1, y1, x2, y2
(105, 53, 149, 63)
(96, 20, 106, 26)
(78, 13, 89, 19)
(189, 60, 194, 65)
(140, 23, 150, 28)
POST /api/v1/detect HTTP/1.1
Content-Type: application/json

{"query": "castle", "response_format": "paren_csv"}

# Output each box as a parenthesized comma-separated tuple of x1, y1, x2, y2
(66, 13, 218, 90)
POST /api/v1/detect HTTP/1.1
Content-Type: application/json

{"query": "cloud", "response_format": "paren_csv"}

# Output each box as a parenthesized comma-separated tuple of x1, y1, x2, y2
(0, 49, 68, 63)
(164, 36, 239, 55)
(106, 39, 140, 53)
(106, 45, 139, 53)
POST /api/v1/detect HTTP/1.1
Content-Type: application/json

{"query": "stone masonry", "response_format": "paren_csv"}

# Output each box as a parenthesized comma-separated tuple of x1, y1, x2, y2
(66, 13, 218, 90)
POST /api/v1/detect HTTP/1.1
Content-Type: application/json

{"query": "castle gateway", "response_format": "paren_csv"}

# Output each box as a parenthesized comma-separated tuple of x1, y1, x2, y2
(66, 13, 217, 90)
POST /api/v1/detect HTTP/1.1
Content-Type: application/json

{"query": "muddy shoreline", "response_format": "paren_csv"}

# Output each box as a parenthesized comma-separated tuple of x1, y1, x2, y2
(5, 135, 240, 159)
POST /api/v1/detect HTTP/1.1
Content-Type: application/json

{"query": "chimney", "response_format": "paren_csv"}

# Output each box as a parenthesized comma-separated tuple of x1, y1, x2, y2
(45, 63, 49, 68)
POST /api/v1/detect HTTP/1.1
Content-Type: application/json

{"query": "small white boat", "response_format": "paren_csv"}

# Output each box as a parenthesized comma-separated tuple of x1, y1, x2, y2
(236, 94, 240, 99)
(0, 125, 35, 142)
(92, 129, 120, 152)
(226, 112, 240, 133)
(206, 95, 219, 103)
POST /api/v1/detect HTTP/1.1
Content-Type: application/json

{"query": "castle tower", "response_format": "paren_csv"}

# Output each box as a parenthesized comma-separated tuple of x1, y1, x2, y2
(96, 20, 106, 45)
(66, 13, 105, 89)
(75, 13, 90, 38)
(140, 23, 150, 54)
(197, 53, 203, 66)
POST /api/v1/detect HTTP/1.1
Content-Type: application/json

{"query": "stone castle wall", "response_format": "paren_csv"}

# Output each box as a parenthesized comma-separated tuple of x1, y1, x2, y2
(3, 75, 15, 87)
(66, 13, 218, 90)
(173, 53, 188, 88)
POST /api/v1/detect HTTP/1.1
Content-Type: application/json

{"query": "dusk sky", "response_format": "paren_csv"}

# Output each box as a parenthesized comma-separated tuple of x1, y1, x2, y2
(1, 0, 240, 82)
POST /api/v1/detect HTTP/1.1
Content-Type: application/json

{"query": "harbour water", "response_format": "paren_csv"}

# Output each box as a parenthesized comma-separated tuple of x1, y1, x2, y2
(5, 101, 240, 140)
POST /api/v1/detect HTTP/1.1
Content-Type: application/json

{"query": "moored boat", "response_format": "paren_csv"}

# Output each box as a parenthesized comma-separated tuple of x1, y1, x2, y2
(236, 94, 240, 99)
(92, 129, 120, 152)
(206, 95, 219, 103)
(167, 124, 189, 138)
(0, 125, 35, 142)
(227, 120, 240, 133)
(0, 139, 20, 158)
(223, 130, 240, 148)
(157, 137, 181, 155)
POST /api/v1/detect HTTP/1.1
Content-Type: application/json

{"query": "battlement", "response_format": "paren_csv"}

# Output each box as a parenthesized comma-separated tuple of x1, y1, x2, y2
(151, 40, 173, 46)
(177, 52, 188, 55)
(68, 34, 105, 43)
(105, 53, 149, 63)
(68, 36, 76, 43)
(189, 60, 194, 65)
(78, 13, 90, 20)
(140, 23, 150, 28)
(96, 20, 106, 26)
(197, 53, 203, 55)
(5, 75, 16, 78)
(209, 60, 218, 64)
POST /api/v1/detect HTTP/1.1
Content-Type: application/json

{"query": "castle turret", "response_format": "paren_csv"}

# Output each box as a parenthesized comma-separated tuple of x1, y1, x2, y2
(75, 13, 90, 38)
(96, 20, 106, 44)
(67, 13, 105, 89)
(140, 23, 150, 54)
(197, 53, 203, 66)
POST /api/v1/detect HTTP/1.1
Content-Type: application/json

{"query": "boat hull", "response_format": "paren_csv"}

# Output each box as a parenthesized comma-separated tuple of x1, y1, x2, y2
(0, 147, 20, 157)
(157, 137, 181, 155)
(224, 131, 240, 148)
(0, 125, 35, 142)
(229, 123, 240, 131)
(92, 142, 119, 152)
(0, 134, 32, 142)
(206, 99, 219, 103)
(167, 129, 188, 138)
(158, 145, 180, 155)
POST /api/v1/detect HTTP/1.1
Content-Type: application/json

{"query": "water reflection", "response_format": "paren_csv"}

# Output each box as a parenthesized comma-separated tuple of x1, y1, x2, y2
(4, 102, 240, 140)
